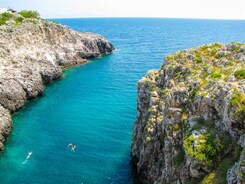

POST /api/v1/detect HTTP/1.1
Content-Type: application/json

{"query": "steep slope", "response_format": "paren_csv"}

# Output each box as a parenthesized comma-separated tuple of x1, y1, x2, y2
(132, 43, 245, 184)
(0, 13, 114, 151)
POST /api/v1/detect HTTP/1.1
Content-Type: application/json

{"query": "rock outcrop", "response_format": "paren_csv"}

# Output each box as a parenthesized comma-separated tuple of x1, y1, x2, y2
(132, 43, 245, 184)
(0, 14, 114, 151)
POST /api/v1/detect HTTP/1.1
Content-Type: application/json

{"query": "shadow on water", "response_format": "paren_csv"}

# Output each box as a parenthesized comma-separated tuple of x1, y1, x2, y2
(101, 151, 139, 184)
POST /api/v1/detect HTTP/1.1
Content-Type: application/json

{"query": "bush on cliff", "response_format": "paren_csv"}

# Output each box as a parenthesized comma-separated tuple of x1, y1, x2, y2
(235, 69, 245, 80)
(183, 131, 228, 167)
(230, 90, 245, 112)
(19, 10, 40, 19)
(14, 17, 24, 24)
(0, 10, 40, 26)
(0, 12, 14, 25)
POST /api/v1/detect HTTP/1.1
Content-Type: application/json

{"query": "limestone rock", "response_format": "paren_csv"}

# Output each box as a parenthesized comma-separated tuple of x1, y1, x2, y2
(0, 16, 114, 151)
(0, 105, 12, 151)
(132, 43, 245, 183)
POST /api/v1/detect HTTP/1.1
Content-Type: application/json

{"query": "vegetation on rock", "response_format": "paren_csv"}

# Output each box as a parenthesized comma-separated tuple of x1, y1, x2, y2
(0, 10, 40, 26)
(19, 10, 40, 19)
(235, 69, 245, 80)
(132, 42, 245, 184)
(0, 12, 14, 25)
(183, 132, 226, 167)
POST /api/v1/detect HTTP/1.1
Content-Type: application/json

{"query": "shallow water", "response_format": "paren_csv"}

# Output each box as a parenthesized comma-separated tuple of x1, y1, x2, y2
(0, 18, 244, 183)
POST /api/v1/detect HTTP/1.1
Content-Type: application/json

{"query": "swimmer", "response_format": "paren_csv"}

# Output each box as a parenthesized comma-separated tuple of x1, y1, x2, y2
(71, 145, 76, 152)
(68, 143, 76, 152)
(23, 151, 32, 164)
(26, 151, 32, 160)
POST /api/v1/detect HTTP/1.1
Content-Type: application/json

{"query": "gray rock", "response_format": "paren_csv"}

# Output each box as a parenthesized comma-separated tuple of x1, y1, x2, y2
(0, 105, 12, 151)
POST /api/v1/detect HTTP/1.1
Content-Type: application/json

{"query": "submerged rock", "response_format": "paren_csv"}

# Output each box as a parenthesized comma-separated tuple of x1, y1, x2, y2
(132, 43, 245, 184)
(0, 15, 114, 151)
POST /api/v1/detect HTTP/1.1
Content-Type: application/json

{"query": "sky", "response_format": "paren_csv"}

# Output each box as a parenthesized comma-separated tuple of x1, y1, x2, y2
(0, 0, 245, 19)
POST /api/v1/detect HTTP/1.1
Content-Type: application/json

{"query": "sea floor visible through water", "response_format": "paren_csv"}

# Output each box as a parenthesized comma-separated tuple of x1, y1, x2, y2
(0, 18, 244, 183)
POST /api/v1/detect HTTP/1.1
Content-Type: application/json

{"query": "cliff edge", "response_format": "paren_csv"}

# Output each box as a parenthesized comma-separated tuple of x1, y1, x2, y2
(132, 43, 245, 184)
(0, 12, 114, 151)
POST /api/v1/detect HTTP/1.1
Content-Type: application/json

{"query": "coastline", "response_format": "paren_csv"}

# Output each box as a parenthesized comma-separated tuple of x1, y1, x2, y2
(0, 17, 114, 152)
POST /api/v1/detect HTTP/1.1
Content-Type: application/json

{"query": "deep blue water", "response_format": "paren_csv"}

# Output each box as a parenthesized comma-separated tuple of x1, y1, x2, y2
(0, 18, 244, 184)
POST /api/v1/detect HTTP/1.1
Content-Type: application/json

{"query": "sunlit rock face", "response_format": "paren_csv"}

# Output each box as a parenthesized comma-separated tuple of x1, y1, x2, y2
(132, 43, 245, 184)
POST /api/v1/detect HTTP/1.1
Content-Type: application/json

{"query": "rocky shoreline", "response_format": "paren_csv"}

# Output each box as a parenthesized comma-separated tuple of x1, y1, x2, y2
(0, 16, 114, 151)
(132, 43, 245, 184)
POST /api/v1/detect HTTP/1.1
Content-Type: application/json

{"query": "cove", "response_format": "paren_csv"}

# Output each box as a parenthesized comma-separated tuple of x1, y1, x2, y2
(0, 18, 244, 183)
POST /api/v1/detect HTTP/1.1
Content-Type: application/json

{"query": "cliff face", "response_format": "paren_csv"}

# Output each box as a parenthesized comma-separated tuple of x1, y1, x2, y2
(132, 43, 245, 184)
(0, 16, 114, 151)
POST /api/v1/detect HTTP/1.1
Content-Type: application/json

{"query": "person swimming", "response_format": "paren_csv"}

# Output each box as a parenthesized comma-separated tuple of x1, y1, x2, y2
(26, 151, 32, 160)
(68, 143, 76, 152)
(23, 151, 32, 164)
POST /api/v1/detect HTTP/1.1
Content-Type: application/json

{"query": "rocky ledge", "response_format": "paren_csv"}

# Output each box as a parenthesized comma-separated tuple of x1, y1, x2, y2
(132, 43, 245, 184)
(0, 13, 114, 151)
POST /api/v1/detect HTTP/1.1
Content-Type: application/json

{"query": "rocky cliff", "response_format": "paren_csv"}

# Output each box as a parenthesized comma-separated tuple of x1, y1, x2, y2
(132, 43, 245, 184)
(0, 13, 114, 151)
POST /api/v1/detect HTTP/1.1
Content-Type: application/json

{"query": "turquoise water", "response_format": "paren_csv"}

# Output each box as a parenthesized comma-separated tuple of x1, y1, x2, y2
(0, 18, 244, 184)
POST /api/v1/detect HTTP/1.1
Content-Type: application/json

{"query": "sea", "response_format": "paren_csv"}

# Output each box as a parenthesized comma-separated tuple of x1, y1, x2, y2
(0, 18, 244, 184)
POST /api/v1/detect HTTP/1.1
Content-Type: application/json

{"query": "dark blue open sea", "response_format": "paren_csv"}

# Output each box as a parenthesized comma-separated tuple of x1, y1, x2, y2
(0, 18, 244, 184)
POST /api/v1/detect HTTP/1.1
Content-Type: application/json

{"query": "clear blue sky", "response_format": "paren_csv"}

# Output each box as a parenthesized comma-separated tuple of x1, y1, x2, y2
(1, 0, 245, 19)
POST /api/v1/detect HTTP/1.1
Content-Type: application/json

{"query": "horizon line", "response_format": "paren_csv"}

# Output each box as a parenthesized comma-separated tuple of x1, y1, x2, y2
(46, 16, 245, 21)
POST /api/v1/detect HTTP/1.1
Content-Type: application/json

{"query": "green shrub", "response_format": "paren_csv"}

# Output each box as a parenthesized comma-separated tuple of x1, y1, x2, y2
(230, 90, 245, 111)
(196, 56, 202, 63)
(144, 79, 149, 87)
(230, 90, 245, 122)
(194, 50, 203, 63)
(201, 172, 215, 184)
(14, 17, 24, 24)
(234, 69, 245, 80)
(212, 43, 222, 49)
(0, 19, 5, 25)
(0, 12, 14, 25)
(211, 73, 222, 79)
(183, 132, 224, 167)
(1, 12, 14, 19)
(211, 48, 217, 56)
(19, 10, 40, 19)
(151, 85, 156, 92)
(199, 153, 238, 184)
(173, 124, 180, 131)
(200, 45, 210, 52)
(231, 44, 241, 52)
(148, 107, 153, 113)
(162, 89, 167, 96)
